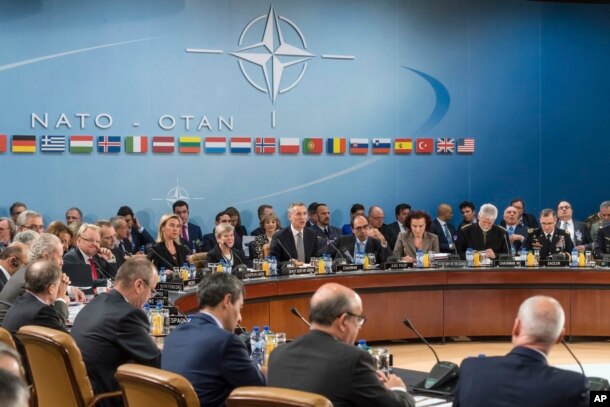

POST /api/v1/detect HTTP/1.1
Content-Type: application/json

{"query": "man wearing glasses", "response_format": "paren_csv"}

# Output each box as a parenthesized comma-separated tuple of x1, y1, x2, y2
(15, 210, 44, 233)
(268, 283, 415, 407)
(334, 214, 390, 265)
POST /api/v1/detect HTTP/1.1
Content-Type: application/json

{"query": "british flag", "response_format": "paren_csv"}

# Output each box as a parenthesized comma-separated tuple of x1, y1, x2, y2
(436, 138, 455, 154)
(255, 137, 276, 154)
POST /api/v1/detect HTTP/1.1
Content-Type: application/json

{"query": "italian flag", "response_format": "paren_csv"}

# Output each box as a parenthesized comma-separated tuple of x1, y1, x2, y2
(125, 136, 148, 153)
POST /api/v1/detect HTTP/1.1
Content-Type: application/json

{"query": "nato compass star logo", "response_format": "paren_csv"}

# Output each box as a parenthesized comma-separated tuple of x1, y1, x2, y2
(186, 5, 355, 127)
(152, 179, 205, 209)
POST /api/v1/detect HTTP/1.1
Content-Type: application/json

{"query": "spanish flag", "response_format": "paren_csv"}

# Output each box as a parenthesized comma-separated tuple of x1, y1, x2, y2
(326, 138, 346, 154)
(12, 135, 36, 153)
(394, 138, 412, 154)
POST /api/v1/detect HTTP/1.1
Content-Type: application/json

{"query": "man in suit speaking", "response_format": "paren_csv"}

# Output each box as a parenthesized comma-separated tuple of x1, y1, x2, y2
(453, 295, 589, 407)
(270, 201, 319, 265)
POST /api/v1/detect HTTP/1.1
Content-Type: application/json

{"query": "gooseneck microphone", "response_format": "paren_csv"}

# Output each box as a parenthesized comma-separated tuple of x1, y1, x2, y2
(149, 246, 178, 270)
(92, 257, 115, 284)
(276, 238, 295, 262)
(561, 340, 610, 391)
(290, 307, 311, 327)
(403, 318, 458, 392)
(223, 242, 245, 266)
(316, 236, 347, 263)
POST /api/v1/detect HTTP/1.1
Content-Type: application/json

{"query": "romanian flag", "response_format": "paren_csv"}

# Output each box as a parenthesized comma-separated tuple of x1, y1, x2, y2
(152, 136, 174, 153)
(302, 138, 323, 154)
(70, 135, 94, 153)
(12, 135, 36, 153)
(372, 138, 391, 154)
(326, 138, 346, 154)
(125, 136, 148, 153)
(349, 138, 369, 155)
(0, 135, 6, 153)
(394, 138, 412, 154)
(179, 136, 201, 154)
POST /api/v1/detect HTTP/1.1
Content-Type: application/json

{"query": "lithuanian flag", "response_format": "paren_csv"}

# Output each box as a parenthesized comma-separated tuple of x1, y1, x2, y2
(179, 136, 201, 154)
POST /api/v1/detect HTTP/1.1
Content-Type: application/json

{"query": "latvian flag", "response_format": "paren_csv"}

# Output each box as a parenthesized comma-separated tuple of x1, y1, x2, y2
(457, 138, 475, 154)
(152, 136, 174, 153)
(326, 138, 346, 154)
(204, 137, 226, 154)
(372, 138, 391, 154)
(179, 136, 201, 154)
(40, 135, 66, 153)
(125, 136, 148, 154)
(279, 138, 299, 154)
(12, 135, 36, 153)
(0, 135, 6, 153)
(97, 136, 121, 153)
(230, 137, 251, 154)
(349, 138, 369, 155)
(436, 138, 455, 154)
(255, 137, 276, 154)
(70, 135, 94, 153)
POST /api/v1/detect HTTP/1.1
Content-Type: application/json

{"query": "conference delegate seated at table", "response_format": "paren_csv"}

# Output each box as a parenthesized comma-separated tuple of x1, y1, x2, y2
(334, 214, 389, 265)
(146, 214, 191, 271)
(206, 223, 248, 267)
(393, 211, 439, 261)
(249, 213, 281, 261)
(456, 204, 509, 260)
(270, 202, 319, 265)
(525, 209, 574, 259)
(594, 224, 610, 259)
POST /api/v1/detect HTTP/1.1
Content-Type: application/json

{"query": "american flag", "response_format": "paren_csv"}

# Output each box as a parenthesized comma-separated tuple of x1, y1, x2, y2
(457, 138, 475, 153)
(40, 135, 66, 152)
(436, 138, 455, 154)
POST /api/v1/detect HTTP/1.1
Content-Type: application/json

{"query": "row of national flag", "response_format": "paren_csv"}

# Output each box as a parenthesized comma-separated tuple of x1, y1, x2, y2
(0, 135, 476, 155)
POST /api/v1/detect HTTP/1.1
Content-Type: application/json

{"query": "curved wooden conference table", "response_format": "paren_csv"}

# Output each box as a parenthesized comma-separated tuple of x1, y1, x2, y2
(175, 267, 610, 341)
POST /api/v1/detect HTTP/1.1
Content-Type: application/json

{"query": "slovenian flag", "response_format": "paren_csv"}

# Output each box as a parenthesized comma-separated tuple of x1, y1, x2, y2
(125, 136, 148, 153)
(349, 138, 369, 155)
(371, 138, 391, 154)
(326, 138, 346, 154)
(230, 137, 251, 154)
(205, 137, 226, 154)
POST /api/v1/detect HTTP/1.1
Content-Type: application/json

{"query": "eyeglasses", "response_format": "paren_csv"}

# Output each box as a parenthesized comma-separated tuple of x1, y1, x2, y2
(141, 279, 159, 297)
(80, 237, 101, 245)
(344, 311, 367, 327)
(558, 205, 571, 210)
(23, 224, 45, 232)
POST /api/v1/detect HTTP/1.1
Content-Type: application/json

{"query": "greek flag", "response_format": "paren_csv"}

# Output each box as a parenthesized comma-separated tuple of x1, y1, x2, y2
(40, 135, 66, 152)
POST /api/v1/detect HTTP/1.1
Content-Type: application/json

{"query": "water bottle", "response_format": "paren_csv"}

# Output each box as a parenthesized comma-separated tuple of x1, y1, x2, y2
(325, 254, 332, 274)
(357, 339, 370, 352)
(571, 248, 578, 267)
(159, 267, 166, 283)
(269, 256, 277, 276)
(466, 248, 474, 267)
(151, 302, 164, 336)
(520, 247, 527, 262)
(143, 303, 151, 324)
(140, 245, 145, 254)
(416, 250, 424, 268)
(189, 264, 196, 279)
(250, 326, 264, 365)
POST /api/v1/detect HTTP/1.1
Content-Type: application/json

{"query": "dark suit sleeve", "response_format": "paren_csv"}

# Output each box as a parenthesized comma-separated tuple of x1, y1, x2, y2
(350, 351, 415, 407)
(201, 234, 215, 252)
(117, 309, 161, 367)
(140, 228, 155, 246)
(206, 247, 221, 264)
(36, 304, 69, 333)
(455, 228, 468, 259)
(221, 334, 266, 388)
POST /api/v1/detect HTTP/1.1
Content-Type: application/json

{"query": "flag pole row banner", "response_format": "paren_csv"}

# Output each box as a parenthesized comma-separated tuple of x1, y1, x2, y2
(0, 135, 476, 155)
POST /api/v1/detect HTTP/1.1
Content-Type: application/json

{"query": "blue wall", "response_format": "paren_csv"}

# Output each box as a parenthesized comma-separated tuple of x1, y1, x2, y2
(1, 0, 608, 233)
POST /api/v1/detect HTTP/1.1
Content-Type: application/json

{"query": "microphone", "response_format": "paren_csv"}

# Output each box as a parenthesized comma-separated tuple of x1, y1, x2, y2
(403, 318, 458, 392)
(561, 340, 609, 391)
(149, 246, 178, 270)
(275, 238, 295, 262)
(92, 257, 115, 285)
(290, 307, 311, 327)
(316, 236, 347, 263)
(222, 243, 247, 276)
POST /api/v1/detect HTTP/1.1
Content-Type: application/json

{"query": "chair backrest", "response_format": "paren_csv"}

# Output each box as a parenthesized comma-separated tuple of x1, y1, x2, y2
(173, 292, 199, 314)
(115, 363, 199, 407)
(226, 386, 333, 407)
(16, 325, 95, 407)
(0, 326, 17, 349)
(188, 252, 208, 269)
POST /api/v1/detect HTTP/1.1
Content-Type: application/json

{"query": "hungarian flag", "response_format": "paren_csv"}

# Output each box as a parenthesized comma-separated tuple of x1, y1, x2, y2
(152, 136, 174, 153)
(12, 135, 36, 153)
(70, 135, 94, 153)
(255, 137, 276, 154)
(204, 137, 226, 154)
(302, 138, 323, 154)
(179, 136, 201, 154)
(349, 138, 369, 155)
(125, 136, 148, 153)
(230, 137, 251, 154)
(0, 135, 7, 153)
(415, 138, 434, 154)
(279, 138, 299, 154)
(326, 138, 346, 154)
(394, 138, 412, 154)
(371, 138, 391, 154)
(97, 136, 121, 153)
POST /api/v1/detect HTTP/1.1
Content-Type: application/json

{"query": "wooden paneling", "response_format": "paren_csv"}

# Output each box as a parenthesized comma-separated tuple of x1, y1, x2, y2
(241, 301, 270, 330)
(571, 289, 610, 335)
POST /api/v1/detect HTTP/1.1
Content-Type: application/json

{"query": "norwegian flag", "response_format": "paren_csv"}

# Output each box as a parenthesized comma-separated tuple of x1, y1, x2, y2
(255, 137, 276, 154)
(436, 138, 455, 154)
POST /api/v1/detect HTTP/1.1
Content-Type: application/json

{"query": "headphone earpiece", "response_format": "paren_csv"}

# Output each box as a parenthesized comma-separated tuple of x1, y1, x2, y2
(10, 258, 19, 268)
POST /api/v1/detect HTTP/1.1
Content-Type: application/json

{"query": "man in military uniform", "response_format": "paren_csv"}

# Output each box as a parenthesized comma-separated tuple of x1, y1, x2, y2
(594, 224, 610, 260)
(526, 209, 573, 259)
(586, 201, 610, 242)
(456, 203, 510, 260)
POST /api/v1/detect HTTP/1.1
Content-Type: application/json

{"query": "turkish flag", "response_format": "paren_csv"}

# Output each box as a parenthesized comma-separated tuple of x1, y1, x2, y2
(416, 138, 434, 154)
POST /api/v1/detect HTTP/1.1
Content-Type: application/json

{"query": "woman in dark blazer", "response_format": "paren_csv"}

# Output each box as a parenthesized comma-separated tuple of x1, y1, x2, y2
(249, 213, 281, 261)
(206, 223, 249, 267)
(147, 214, 190, 271)
(225, 206, 248, 238)
(393, 210, 439, 261)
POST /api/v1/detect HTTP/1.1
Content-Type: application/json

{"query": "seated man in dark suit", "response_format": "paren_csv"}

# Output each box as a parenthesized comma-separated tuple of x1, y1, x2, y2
(429, 203, 457, 253)
(453, 295, 589, 407)
(525, 209, 574, 259)
(594, 224, 610, 259)
(309, 203, 343, 255)
(173, 200, 204, 251)
(502, 206, 528, 254)
(458, 201, 476, 230)
(71, 257, 161, 406)
(385, 203, 411, 252)
(0, 243, 28, 293)
(116, 206, 155, 254)
(556, 201, 592, 252)
(270, 201, 319, 265)
(368, 206, 395, 249)
(268, 283, 415, 407)
(506, 197, 539, 230)
(110, 216, 131, 268)
(2, 260, 69, 334)
(456, 204, 510, 260)
(162, 273, 265, 407)
(334, 214, 389, 265)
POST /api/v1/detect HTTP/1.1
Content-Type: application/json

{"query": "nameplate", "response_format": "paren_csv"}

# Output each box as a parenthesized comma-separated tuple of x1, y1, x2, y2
(384, 261, 413, 270)
(596, 260, 610, 268)
(182, 278, 197, 288)
(494, 260, 521, 267)
(156, 282, 184, 291)
(147, 296, 168, 306)
(335, 264, 363, 273)
(169, 316, 190, 326)
(436, 260, 468, 268)
(288, 266, 316, 276)
(538, 259, 569, 267)
(241, 270, 266, 280)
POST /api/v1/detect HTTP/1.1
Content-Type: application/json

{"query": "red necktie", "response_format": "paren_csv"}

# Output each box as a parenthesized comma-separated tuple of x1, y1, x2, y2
(182, 225, 189, 242)
(89, 258, 99, 280)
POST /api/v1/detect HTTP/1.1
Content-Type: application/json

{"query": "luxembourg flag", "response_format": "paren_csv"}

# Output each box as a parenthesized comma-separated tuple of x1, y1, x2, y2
(230, 137, 251, 154)
(205, 137, 226, 154)
(279, 138, 299, 154)
(349, 138, 369, 154)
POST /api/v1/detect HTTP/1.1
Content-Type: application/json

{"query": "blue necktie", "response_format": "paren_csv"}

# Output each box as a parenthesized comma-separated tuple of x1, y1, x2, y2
(509, 226, 514, 236)
(443, 224, 452, 244)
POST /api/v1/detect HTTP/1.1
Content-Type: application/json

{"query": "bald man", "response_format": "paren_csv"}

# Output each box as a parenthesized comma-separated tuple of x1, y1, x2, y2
(268, 283, 415, 407)
(453, 296, 589, 407)
(429, 204, 457, 253)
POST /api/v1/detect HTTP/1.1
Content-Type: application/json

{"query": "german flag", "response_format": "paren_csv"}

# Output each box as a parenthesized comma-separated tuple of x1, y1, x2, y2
(179, 136, 201, 154)
(12, 135, 36, 153)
